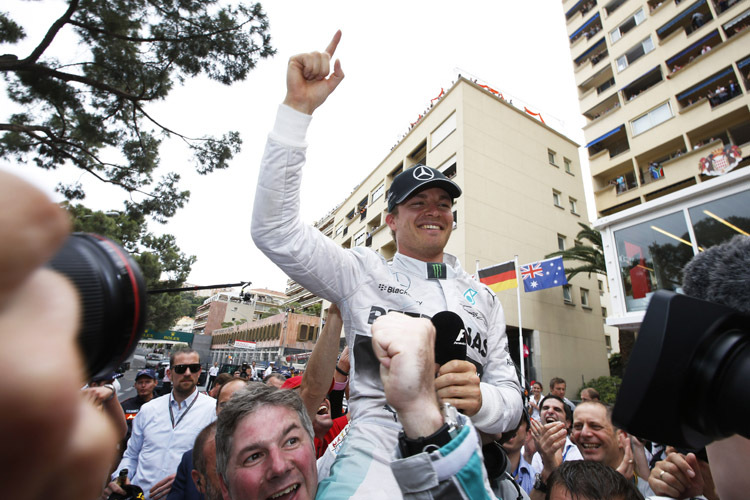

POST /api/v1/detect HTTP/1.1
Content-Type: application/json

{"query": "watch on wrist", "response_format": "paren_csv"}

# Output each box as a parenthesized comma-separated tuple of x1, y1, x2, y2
(533, 473, 548, 493)
(103, 383, 116, 402)
(397, 402, 462, 457)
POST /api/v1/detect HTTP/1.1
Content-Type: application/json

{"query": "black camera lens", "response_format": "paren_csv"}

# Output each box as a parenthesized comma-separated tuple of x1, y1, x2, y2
(47, 233, 147, 379)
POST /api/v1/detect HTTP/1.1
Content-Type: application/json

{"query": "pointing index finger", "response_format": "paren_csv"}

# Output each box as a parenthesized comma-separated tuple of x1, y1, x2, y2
(325, 30, 342, 57)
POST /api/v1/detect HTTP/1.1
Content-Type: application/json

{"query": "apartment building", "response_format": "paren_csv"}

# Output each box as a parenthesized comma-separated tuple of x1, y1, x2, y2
(209, 311, 320, 366)
(563, 0, 750, 328)
(193, 288, 286, 335)
(297, 77, 611, 388)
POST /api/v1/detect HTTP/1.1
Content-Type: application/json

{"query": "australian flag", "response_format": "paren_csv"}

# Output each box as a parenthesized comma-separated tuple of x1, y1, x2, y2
(521, 256, 568, 292)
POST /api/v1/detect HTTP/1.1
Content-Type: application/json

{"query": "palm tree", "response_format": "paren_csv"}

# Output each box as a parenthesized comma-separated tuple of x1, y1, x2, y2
(545, 222, 606, 280)
(545, 223, 636, 372)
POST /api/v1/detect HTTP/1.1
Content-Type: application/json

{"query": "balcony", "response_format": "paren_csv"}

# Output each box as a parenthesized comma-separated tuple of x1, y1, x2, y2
(665, 29, 722, 75)
(566, 0, 599, 22)
(570, 13, 603, 46)
(656, 0, 714, 42)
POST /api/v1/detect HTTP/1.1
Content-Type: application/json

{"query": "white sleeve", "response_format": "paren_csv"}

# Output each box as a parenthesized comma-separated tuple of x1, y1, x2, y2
(251, 105, 368, 304)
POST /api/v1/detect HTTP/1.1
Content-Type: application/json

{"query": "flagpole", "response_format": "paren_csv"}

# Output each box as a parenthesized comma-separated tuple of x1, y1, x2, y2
(475, 259, 480, 277)
(515, 255, 525, 388)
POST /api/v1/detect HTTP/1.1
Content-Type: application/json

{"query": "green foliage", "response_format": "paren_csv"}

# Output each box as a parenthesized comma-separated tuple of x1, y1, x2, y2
(545, 222, 606, 281)
(577, 375, 622, 405)
(68, 203, 196, 331)
(608, 353, 623, 378)
(1, 0, 274, 220)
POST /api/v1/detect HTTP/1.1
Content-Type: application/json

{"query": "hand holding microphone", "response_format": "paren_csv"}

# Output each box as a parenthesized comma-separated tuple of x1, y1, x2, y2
(432, 311, 483, 416)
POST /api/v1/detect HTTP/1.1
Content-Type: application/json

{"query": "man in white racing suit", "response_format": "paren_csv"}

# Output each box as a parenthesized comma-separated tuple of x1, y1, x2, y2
(251, 31, 522, 498)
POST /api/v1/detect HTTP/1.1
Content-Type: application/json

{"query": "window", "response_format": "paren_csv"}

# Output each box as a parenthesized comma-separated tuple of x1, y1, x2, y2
(557, 234, 567, 252)
(598, 279, 604, 292)
(431, 112, 456, 149)
(548, 149, 557, 165)
(602, 306, 608, 317)
(610, 8, 646, 43)
(569, 197, 579, 214)
(581, 288, 590, 307)
(335, 224, 343, 237)
(452, 210, 458, 230)
(354, 229, 366, 247)
(605, 335, 612, 348)
(563, 285, 573, 303)
(371, 183, 385, 203)
(564, 157, 572, 174)
(631, 102, 673, 136)
(616, 36, 655, 72)
(553, 190, 562, 207)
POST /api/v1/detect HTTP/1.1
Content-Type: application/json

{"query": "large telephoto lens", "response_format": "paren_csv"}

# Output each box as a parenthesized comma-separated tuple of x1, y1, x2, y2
(47, 233, 147, 379)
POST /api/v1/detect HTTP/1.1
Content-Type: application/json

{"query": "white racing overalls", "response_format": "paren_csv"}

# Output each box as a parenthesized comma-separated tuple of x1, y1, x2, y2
(252, 104, 522, 499)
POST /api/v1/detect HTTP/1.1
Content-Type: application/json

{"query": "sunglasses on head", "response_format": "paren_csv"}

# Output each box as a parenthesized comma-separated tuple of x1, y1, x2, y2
(172, 363, 201, 374)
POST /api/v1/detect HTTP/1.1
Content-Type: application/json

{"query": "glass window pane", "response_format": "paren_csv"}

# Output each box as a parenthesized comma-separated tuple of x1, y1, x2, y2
(614, 211, 694, 312)
(689, 189, 750, 250)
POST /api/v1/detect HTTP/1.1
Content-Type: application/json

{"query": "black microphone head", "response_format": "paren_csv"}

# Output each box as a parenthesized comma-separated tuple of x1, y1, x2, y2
(432, 311, 467, 366)
(683, 234, 750, 313)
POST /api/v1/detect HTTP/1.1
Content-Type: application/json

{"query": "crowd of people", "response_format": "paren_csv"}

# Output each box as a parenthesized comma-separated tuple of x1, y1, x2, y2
(3, 30, 749, 500)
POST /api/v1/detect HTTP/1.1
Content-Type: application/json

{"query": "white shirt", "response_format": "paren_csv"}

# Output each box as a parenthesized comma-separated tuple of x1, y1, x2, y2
(114, 388, 216, 498)
(208, 365, 219, 377)
(264, 365, 273, 377)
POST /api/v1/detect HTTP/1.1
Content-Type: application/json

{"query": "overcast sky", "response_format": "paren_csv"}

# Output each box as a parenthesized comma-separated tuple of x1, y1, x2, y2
(2, 0, 592, 293)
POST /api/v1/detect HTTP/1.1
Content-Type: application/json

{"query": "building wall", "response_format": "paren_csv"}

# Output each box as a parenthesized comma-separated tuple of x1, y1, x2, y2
(322, 78, 610, 390)
(564, 0, 750, 216)
(564, 0, 750, 329)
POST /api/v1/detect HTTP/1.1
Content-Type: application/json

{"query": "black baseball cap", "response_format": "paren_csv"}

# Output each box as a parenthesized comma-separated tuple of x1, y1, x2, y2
(387, 164, 462, 212)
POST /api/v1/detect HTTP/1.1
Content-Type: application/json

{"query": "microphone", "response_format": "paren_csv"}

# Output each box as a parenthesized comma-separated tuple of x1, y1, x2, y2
(432, 311, 467, 366)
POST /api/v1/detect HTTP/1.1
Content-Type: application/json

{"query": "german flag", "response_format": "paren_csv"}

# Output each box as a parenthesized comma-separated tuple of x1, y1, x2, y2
(478, 260, 517, 292)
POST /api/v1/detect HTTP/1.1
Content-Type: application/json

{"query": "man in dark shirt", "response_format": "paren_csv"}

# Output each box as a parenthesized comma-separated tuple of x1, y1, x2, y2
(121, 369, 158, 442)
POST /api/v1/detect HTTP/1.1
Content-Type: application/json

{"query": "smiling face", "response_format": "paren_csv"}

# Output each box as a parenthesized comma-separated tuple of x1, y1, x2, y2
(541, 397, 567, 425)
(386, 187, 453, 262)
(532, 382, 542, 398)
(221, 405, 317, 500)
(571, 403, 623, 468)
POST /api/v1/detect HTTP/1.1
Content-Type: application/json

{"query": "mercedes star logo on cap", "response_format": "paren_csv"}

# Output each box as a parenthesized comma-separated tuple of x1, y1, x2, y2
(413, 165, 435, 181)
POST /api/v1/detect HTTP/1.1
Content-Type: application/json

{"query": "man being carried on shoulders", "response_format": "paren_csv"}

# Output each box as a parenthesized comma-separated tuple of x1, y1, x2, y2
(251, 31, 522, 498)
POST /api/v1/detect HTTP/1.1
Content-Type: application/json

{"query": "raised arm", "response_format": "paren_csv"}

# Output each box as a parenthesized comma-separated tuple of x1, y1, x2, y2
(300, 304, 344, 422)
(251, 31, 368, 304)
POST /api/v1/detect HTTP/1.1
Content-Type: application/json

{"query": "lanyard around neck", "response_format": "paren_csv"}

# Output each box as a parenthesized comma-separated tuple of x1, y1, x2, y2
(169, 390, 199, 429)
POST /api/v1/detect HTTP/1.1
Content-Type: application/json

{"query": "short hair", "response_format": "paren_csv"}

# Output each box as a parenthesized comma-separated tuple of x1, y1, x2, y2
(215, 383, 314, 486)
(192, 422, 217, 476)
(545, 461, 644, 500)
(540, 394, 565, 410)
(215, 378, 248, 407)
(214, 373, 233, 388)
(581, 387, 600, 400)
(170, 347, 199, 366)
(533, 380, 543, 389)
(549, 377, 566, 390)
(264, 372, 285, 385)
(575, 400, 614, 425)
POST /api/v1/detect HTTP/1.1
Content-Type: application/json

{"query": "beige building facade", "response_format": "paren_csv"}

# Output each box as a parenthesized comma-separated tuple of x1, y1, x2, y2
(563, 0, 750, 329)
(565, 0, 749, 217)
(312, 77, 610, 390)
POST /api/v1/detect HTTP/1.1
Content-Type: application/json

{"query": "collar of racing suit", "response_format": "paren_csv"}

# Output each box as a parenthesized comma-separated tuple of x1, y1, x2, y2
(392, 252, 462, 280)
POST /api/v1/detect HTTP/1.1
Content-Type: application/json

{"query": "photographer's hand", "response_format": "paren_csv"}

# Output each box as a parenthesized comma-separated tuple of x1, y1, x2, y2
(0, 170, 119, 500)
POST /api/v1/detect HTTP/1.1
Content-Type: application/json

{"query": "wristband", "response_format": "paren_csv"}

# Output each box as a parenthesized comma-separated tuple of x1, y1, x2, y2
(335, 366, 349, 377)
(332, 379, 348, 391)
